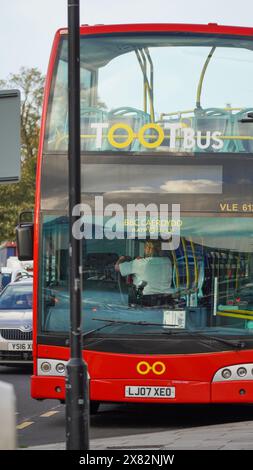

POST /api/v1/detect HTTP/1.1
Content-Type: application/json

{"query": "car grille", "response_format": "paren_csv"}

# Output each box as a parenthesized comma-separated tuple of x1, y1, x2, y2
(0, 329, 32, 341)
(0, 351, 32, 362)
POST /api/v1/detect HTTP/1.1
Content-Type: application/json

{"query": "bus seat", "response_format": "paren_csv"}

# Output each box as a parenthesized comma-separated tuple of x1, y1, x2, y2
(80, 106, 109, 151)
(194, 108, 233, 152)
(233, 108, 253, 153)
(107, 107, 151, 151)
(157, 117, 193, 151)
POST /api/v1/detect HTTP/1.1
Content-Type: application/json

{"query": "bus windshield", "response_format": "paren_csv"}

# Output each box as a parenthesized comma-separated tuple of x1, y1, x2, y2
(40, 214, 253, 337)
(45, 34, 253, 155)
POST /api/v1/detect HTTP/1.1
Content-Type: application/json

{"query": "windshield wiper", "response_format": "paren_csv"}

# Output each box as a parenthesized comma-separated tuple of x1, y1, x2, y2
(162, 329, 246, 350)
(83, 318, 176, 338)
(83, 318, 247, 350)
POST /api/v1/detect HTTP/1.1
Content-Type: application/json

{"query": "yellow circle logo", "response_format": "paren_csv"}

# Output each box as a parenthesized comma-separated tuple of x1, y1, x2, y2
(136, 361, 166, 376)
(108, 123, 135, 149)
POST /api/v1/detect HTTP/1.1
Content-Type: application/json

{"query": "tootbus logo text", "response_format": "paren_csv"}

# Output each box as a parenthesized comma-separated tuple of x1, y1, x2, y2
(90, 122, 224, 150)
(136, 361, 166, 375)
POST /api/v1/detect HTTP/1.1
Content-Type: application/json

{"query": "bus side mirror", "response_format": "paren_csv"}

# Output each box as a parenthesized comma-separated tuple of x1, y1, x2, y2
(16, 212, 34, 261)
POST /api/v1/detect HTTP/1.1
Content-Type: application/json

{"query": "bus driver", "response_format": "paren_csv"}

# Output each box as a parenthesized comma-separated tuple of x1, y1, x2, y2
(115, 240, 174, 306)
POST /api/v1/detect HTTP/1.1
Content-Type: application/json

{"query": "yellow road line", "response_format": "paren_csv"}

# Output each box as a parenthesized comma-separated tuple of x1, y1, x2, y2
(16, 421, 34, 430)
(40, 410, 60, 418)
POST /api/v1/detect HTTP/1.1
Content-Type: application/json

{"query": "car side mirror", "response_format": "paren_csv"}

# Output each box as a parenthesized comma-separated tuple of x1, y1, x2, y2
(16, 212, 34, 261)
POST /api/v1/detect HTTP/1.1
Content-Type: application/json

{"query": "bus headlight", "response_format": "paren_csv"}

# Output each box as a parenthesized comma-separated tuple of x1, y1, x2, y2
(56, 363, 65, 374)
(237, 367, 247, 377)
(221, 369, 232, 379)
(41, 362, 51, 373)
(213, 364, 253, 382)
(38, 359, 68, 376)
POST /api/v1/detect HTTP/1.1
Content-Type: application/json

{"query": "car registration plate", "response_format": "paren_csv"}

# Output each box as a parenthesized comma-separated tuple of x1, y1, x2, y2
(125, 386, 175, 399)
(8, 342, 32, 351)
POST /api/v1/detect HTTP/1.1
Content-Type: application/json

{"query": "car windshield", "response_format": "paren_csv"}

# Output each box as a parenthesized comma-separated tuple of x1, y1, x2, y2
(0, 284, 33, 310)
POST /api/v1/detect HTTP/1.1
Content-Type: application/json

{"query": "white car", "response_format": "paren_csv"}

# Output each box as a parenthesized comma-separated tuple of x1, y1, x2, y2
(0, 278, 33, 365)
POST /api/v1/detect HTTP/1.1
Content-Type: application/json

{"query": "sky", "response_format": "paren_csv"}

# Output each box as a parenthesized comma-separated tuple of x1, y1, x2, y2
(0, 0, 253, 79)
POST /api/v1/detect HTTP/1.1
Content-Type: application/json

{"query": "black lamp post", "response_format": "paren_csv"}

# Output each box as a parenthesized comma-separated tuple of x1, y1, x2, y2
(65, 0, 89, 450)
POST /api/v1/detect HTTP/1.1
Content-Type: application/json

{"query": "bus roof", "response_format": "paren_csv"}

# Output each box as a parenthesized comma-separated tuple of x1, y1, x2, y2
(58, 23, 253, 38)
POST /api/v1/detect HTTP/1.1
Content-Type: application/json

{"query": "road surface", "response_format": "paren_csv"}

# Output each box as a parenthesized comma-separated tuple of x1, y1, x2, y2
(1, 365, 253, 448)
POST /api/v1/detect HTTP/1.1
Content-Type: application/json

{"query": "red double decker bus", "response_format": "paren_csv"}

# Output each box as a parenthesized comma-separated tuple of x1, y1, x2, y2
(20, 23, 253, 412)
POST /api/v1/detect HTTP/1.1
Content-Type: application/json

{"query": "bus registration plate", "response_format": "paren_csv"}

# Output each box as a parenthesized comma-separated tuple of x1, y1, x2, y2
(125, 386, 175, 398)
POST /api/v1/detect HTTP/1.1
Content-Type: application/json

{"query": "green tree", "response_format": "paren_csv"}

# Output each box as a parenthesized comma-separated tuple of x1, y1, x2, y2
(0, 67, 45, 243)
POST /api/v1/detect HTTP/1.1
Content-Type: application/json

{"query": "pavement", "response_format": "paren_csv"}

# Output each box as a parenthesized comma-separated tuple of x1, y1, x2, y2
(27, 419, 253, 450)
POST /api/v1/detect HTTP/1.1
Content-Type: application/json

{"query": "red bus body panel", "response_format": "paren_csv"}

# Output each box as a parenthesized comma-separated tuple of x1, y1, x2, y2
(33, 23, 253, 403)
(31, 345, 253, 403)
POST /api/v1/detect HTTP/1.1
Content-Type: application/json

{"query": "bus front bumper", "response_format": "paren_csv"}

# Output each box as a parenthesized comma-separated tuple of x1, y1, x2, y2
(31, 375, 253, 403)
